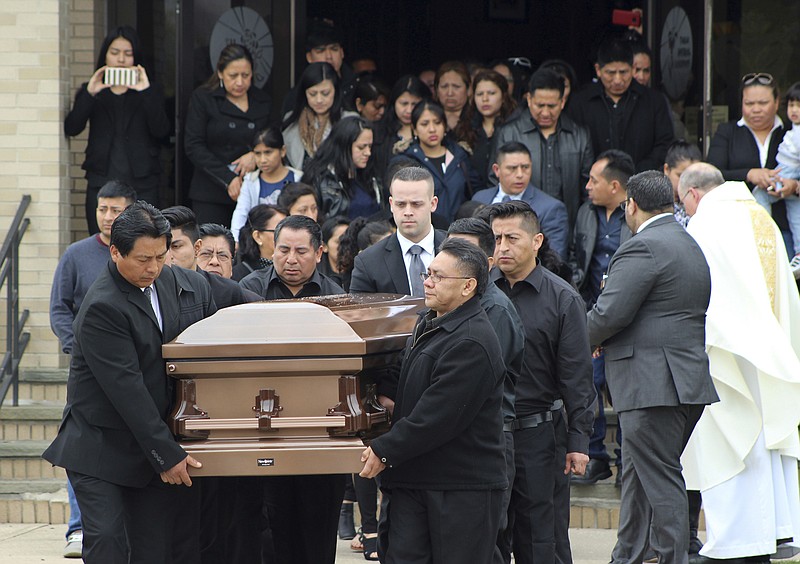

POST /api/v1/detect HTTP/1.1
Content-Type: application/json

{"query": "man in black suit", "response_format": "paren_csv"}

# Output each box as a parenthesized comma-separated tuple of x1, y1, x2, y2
(586, 171, 718, 564)
(43, 202, 216, 564)
(350, 165, 447, 296)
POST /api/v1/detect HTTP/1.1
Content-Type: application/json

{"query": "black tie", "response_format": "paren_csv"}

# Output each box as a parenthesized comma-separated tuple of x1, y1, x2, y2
(408, 245, 425, 297)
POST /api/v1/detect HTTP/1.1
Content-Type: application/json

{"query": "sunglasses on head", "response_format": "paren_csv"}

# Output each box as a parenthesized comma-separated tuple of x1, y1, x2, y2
(742, 73, 774, 86)
(507, 56, 532, 69)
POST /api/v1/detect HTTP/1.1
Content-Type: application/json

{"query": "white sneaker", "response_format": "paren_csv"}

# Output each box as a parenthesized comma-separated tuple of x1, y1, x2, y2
(63, 530, 82, 558)
(791, 254, 800, 280)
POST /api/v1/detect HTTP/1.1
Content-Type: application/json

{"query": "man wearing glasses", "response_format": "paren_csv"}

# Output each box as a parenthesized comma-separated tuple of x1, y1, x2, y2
(360, 237, 507, 564)
(587, 171, 717, 564)
(161, 206, 259, 309)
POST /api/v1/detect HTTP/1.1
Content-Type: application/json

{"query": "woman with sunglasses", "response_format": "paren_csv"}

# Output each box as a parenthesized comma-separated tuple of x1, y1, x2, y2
(707, 74, 798, 225)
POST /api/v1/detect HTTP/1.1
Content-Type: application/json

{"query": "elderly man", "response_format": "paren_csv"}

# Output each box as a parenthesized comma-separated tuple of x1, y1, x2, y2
(678, 163, 800, 564)
(361, 237, 507, 564)
(587, 171, 718, 564)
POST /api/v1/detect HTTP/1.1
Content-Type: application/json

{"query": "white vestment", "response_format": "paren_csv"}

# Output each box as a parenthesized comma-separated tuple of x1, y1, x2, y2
(682, 181, 800, 558)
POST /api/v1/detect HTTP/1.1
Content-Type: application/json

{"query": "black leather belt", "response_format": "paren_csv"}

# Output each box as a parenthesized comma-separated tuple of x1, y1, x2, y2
(503, 399, 563, 432)
(504, 411, 553, 432)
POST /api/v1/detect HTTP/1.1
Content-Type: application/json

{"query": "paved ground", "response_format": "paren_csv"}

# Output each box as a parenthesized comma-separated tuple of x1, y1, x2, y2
(0, 523, 619, 563)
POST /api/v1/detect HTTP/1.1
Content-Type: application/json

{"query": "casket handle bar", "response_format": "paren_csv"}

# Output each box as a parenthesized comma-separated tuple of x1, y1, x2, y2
(170, 380, 211, 439)
(327, 376, 388, 436)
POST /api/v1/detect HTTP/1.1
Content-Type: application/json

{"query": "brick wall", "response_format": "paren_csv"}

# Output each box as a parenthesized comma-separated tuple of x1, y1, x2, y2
(0, 0, 104, 370)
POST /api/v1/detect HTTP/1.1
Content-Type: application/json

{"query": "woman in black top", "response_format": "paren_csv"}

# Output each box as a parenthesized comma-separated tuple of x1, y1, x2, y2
(184, 44, 271, 226)
(302, 116, 384, 220)
(65, 26, 169, 234)
(232, 204, 287, 282)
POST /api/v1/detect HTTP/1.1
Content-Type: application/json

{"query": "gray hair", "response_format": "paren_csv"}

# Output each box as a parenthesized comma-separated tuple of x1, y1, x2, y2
(678, 162, 725, 197)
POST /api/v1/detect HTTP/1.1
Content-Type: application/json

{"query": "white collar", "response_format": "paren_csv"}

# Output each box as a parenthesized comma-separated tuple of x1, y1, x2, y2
(736, 115, 783, 134)
(396, 226, 436, 256)
(637, 212, 674, 233)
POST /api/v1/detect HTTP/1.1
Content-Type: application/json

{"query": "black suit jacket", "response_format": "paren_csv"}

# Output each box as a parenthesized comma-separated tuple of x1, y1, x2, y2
(43, 263, 216, 487)
(349, 229, 448, 294)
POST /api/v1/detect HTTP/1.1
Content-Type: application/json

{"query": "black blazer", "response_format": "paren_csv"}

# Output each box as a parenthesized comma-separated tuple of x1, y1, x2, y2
(184, 86, 271, 205)
(706, 120, 786, 184)
(349, 229, 448, 294)
(64, 83, 170, 179)
(43, 263, 216, 488)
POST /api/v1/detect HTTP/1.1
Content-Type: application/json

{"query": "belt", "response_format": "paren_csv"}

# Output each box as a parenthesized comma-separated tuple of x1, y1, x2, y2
(503, 410, 553, 432)
(503, 399, 563, 432)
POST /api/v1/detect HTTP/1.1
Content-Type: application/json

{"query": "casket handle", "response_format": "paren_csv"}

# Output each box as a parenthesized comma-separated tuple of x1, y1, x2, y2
(184, 416, 347, 431)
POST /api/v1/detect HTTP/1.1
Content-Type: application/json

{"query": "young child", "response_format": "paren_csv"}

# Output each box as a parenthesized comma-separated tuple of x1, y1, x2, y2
(754, 81, 800, 272)
(230, 127, 302, 240)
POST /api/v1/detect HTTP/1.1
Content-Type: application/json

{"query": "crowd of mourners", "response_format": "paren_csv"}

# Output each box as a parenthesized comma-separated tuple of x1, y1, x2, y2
(46, 13, 800, 564)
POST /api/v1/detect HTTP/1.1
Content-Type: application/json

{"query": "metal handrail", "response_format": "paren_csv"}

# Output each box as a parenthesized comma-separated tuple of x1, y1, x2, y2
(0, 195, 31, 407)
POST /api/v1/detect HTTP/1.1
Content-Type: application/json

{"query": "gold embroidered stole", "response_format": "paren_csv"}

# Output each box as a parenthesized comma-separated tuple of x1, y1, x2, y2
(746, 200, 777, 313)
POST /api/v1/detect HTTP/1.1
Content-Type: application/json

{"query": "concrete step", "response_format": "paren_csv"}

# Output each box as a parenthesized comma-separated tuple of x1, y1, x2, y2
(0, 479, 62, 495)
(14, 369, 68, 403)
(0, 404, 64, 441)
(0, 441, 65, 480)
(0, 495, 69, 525)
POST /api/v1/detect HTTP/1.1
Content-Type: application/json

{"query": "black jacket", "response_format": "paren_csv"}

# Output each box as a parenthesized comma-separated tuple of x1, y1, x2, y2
(64, 83, 170, 179)
(568, 80, 674, 173)
(239, 265, 344, 299)
(370, 296, 507, 490)
(568, 201, 633, 305)
(314, 167, 385, 219)
(184, 86, 271, 205)
(43, 263, 215, 487)
(706, 120, 785, 185)
(491, 113, 593, 229)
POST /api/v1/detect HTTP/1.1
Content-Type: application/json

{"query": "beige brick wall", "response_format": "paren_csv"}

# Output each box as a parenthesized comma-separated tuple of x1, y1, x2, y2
(0, 0, 104, 370)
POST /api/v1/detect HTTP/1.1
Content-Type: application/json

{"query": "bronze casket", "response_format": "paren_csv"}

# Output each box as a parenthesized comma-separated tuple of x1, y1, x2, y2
(163, 294, 423, 477)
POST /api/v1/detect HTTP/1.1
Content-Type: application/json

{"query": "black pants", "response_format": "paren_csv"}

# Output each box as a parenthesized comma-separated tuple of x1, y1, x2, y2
(68, 470, 177, 564)
(383, 487, 504, 564)
(508, 409, 572, 564)
(354, 473, 379, 534)
(262, 474, 346, 564)
(494, 431, 516, 564)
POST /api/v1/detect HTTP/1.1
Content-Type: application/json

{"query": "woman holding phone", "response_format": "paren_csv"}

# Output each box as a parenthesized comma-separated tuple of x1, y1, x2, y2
(65, 26, 169, 233)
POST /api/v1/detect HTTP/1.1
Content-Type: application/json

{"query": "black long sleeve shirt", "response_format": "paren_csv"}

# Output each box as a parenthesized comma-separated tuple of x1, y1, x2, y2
(491, 265, 596, 454)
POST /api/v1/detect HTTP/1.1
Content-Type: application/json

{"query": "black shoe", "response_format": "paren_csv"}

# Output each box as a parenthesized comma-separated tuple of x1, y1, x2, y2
(338, 503, 356, 540)
(571, 459, 612, 485)
(689, 536, 704, 555)
(689, 555, 748, 564)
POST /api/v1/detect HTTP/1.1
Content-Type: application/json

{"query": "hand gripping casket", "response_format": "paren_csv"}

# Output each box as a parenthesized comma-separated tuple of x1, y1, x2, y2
(162, 294, 423, 477)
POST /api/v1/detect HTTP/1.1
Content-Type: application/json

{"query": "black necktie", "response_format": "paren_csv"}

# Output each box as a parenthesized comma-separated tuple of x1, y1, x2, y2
(408, 245, 425, 297)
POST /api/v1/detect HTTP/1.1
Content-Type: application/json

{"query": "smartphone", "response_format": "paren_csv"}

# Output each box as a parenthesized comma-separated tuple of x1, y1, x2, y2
(103, 67, 138, 87)
(612, 9, 641, 28)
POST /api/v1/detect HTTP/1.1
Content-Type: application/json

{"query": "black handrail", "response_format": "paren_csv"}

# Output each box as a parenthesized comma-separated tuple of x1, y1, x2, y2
(0, 195, 31, 407)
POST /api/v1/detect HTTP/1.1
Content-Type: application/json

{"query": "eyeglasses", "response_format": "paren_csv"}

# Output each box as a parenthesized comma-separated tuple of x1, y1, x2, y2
(419, 272, 473, 284)
(197, 249, 232, 263)
(619, 199, 630, 211)
(742, 73, 774, 86)
(507, 56, 532, 69)
(679, 187, 695, 205)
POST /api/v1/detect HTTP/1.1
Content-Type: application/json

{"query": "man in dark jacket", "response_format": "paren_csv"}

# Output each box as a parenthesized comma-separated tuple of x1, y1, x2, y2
(361, 238, 507, 564)
(43, 202, 216, 564)
(569, 37, 674, 174)
(492, 68, 593, 231)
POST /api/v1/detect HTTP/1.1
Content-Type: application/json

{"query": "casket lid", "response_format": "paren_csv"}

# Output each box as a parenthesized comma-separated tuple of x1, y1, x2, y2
(162, 294, 424, 360)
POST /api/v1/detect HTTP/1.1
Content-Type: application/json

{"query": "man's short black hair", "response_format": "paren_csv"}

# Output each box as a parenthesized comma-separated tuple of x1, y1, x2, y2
(110, 201, 172, 256)
(596, 149, 635, 189)
(447, 217, 496, 258)
(306, 18, 343, 51)
(527, 68, 565, 97)
(596, 37, 634, 67)
(438, 237, 489, 298)
(495, 141, 531, 164)
(488, 200, 542, 236)
(627, 171, 674, 213)
(161, 205, 200, 243)
(199, 223, 235, 256)
(97, 180, 137, 204)
(274, 214, 323, 250)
